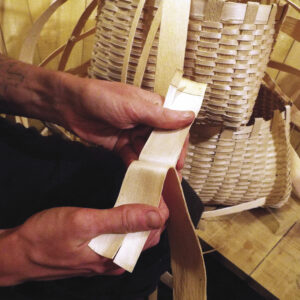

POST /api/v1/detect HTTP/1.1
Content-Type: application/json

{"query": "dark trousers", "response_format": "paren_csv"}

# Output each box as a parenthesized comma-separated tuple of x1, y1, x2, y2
(0, 117, 170, 300)
(0, 117, 203, 300)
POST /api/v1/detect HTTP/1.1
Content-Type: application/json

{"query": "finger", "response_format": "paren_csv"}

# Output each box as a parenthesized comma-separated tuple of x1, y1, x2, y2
(114, 131, 137, 166)
(135, 88, 164, 106)
(104, 268, 126, 276)
(118, 144, 137, 167)
(143, 198, 169, 250)
(158, 197, 169, 222)
(80, 204, 166, 240)
(144, 229, 162, 250)
(129, 126, 152, 156)
(132, 136, 147, 156)
(176, 134, 190, 171)
(130, 100, 195, 130)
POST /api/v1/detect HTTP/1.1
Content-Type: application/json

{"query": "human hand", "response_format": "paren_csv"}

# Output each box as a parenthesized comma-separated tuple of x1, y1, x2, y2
(0, 56, 194, 166)
(54, 74, 194, 164)
(0, 203, 168, 286)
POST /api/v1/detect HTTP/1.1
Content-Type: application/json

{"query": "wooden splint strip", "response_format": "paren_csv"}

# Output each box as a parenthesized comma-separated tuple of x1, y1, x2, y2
(202, 197, 266, 219)
(89, 71, 207, 299)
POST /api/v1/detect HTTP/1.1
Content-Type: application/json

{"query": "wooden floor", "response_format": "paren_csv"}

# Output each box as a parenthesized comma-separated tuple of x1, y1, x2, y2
(197, 196, 300, 299)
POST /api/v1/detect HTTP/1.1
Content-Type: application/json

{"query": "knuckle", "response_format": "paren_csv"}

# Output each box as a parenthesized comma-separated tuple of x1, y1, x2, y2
(121, 207, 134, 233)
(69, 208, 91, 231)
(90, 264, 105, 274)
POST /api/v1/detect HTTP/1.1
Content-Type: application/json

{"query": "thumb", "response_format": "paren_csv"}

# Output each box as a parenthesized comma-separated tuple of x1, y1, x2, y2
(133, 100, 195, 130)
(84, 204, 165, 239)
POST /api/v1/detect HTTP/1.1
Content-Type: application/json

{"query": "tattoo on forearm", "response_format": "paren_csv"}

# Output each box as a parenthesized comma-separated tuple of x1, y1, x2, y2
(0, 56, 25, 96)
(0, 56, 27, 113)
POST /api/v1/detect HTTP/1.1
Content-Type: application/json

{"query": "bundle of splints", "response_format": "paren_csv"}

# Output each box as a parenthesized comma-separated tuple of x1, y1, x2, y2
(12, 0, 300, 299)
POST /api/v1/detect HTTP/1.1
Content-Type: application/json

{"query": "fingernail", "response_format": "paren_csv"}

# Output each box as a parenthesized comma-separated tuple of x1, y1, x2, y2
(146, 211, 162, 229)
(182, 111, 195, 119)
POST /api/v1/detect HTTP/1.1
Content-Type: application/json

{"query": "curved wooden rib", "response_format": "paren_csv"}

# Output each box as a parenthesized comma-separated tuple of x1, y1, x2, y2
(58, 0, 98, 71)
(19, 0, 68, 64)
(65, 59, 91, 77)
(286, 0, 300, 12)
(39, 27, 95, 67)
(0, 25, 7, 55)
(121, 0, 146, 83)
(133, 1, 163, 87)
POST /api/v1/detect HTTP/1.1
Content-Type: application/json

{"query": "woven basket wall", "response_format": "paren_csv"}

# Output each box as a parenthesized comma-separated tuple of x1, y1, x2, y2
(182, 84, 292, 208)
(89, 0, 286, 128)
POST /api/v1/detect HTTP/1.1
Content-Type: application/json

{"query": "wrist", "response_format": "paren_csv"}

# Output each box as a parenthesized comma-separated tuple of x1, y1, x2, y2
(51, 71, 86, 129)
(0, 227, 28, 286)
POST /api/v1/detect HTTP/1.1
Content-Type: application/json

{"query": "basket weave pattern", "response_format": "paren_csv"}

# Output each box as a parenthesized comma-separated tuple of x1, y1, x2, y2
(185, 3, 278, 128)
(89, 0, 291, 207)
(90, 0, 283, 128)
(90, 0, 159, 83)
(182, 85, 292, 207)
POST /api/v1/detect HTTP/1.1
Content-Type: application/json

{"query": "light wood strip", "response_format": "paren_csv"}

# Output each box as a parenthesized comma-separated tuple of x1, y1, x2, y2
(58, 0, 97, 71)
(39, 27, 96, 67)
(133, 1, 163, 87)
(121, 0, 146, 83)
(268, 60, 300, 77)
(197, 197, 300, 275)
(281, 16, 300, 42)
(89, 73, 206, 269)
(202, 198, 266, 219)
(19, 0, 68, 64)
(0, 25, 7, 55)
(286, 0, 300, 12)
(154, 0, 191, 96)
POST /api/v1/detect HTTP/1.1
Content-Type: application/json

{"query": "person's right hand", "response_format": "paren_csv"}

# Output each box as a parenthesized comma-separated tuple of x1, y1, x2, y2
(0, 203, 168, 286)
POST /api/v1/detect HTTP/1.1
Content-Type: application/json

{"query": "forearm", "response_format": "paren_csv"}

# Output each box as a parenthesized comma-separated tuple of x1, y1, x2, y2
(0, 54, 78, 125)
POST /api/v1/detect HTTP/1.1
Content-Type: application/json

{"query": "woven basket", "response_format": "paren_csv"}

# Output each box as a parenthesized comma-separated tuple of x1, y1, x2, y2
(89, 0, 287, 128)
(182, 84, 292, 207)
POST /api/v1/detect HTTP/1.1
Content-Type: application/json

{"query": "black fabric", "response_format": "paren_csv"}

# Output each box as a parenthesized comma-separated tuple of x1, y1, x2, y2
(181, 179, 204, 227)
(0, 117, 169, 299)
(0, 116, 203, 300)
